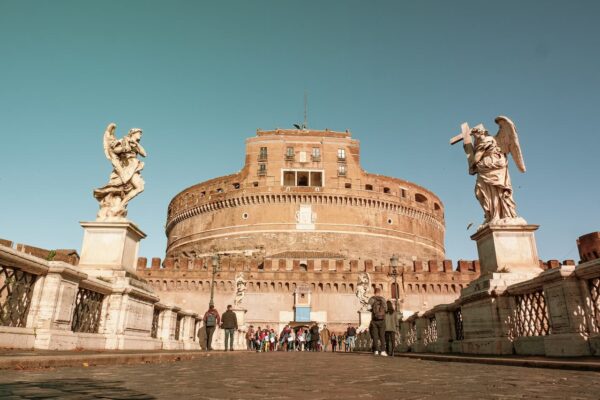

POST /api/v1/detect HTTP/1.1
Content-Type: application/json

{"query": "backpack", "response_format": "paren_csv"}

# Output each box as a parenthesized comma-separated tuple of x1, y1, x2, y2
(206, 313, 217, 327)
(372, 297, 386, 320)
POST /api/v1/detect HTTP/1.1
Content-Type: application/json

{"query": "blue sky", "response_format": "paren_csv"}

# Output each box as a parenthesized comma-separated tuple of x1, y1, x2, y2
(1, 0, 598, 263)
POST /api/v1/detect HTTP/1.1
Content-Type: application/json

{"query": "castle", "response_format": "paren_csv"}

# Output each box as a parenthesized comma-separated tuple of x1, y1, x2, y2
(141, 128, 478, 330)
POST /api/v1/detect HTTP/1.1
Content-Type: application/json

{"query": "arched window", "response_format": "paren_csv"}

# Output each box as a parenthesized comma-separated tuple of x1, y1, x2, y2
(391, 282, 399, 299)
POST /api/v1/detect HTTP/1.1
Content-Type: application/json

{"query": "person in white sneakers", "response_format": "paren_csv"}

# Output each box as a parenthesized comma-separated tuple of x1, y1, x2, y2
(368, 287, 388, 356)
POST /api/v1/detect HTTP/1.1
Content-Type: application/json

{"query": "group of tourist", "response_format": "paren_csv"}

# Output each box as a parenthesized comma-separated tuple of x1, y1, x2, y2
(201, 287, 398, 356)
(244, 323, 358, 352)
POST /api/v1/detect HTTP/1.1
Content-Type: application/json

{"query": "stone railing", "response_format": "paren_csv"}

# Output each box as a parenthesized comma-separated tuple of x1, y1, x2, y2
(0, 243, 203, 351)
(397, 258, 600, 357)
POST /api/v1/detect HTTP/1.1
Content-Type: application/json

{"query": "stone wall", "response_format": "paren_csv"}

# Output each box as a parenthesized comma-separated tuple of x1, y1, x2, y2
(165, 129, 446, 266)
(136, 255, 481, 331)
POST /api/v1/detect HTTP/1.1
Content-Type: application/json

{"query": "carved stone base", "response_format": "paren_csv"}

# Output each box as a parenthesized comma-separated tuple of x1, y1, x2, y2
(471, 224, 542, 275)
(79, 221, 146, 277)
(233, 308, 247, 329)
(358, 310, 371, 331)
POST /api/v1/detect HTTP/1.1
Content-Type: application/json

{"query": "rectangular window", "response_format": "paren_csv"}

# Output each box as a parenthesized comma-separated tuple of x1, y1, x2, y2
(338, 164, 347, 176)
(258, 163, 267, 176)
(310, 171, 322, 187)
(284, 171, 295, 186)
(337, 148, 346, 160)
(285, 147, 294, 160)
(297, 171, 309, 186)
(259, 147, 268, 161)
(312, 147, 321, 160)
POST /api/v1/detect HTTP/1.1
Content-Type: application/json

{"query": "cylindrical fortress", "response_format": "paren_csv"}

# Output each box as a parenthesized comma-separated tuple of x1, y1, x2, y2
(165, 129, 445, 265)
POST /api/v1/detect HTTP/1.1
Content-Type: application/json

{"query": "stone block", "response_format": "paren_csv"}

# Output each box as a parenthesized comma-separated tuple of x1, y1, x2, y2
(471, 224, 542, 275)
(79, 221, 146, 276)
(514, 336, 545, 355)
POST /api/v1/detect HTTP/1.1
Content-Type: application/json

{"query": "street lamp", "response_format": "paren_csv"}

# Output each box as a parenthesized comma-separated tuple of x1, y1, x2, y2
(209, 254, 220, 307)
(388, 254, 400, 312)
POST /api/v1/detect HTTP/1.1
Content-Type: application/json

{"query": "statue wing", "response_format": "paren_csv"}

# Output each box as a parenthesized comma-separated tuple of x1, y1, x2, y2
(494, 116, 526, 173)
(102, 123, 125, 181)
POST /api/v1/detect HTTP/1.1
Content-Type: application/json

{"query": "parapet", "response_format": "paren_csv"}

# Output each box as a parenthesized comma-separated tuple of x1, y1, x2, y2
(0, 238, 79, 266)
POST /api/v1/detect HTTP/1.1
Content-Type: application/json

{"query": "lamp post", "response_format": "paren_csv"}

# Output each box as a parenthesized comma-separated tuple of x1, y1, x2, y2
(209, 254, 220, 307)
(388, 254, 400, 313)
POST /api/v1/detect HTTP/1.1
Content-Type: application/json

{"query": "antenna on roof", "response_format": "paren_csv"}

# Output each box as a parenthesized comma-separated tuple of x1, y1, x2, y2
(303, 90, 308, 129)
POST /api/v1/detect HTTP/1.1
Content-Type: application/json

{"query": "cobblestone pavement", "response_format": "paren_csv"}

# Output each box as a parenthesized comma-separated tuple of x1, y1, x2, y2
(0, 352, 597, 399)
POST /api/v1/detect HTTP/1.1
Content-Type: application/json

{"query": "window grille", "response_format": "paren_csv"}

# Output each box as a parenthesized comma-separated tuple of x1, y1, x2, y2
(258, 147, 268, 161)
(588, 277, 600, 331)
(0, 265, 36, 327)
(338, 164, 347, 176)
(312, 147, 321, 161)
(514, 290, 551, 337)
(406, 322, 417, 347)
(71, 287, 104, 333)
(285, 147, 295, 160)
(423, 317, 438, 345)
(453, 308, 464, 340)
(151, 307, 161, 338)
(258, 163, 267, 176)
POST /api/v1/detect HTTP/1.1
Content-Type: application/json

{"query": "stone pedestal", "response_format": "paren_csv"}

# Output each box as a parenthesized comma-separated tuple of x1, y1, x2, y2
(79, 221, 146, 277)
(358, 310, 371, 331)
(471, 224, 542, 275)
(233, 308, 248, 329)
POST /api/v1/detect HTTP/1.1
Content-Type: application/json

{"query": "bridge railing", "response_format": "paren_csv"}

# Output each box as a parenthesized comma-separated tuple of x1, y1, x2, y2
(397, 258, 600, 357)
(0, 242, 203, 351)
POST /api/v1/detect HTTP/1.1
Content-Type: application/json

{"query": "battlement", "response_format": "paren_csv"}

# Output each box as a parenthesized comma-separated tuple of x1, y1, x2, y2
(0, 237, 79, 266)
(136, 255, 481, 278)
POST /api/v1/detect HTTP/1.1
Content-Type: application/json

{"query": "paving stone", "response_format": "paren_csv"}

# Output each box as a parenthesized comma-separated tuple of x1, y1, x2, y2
(0, 352, 597, 399)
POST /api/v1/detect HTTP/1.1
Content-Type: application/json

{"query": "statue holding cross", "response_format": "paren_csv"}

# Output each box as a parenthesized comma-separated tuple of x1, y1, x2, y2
(450, 116, 527, 230)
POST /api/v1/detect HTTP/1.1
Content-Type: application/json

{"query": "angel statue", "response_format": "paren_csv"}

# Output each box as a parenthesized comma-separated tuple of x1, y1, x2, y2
(450, 116, 526, 229)
(93, 123, 146, 221)
(355, 272, 371, 311)
(233, 272, 247, 307)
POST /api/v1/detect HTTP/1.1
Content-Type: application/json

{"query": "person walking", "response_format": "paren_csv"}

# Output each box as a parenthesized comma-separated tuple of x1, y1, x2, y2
(221, 304, 238, 351)
(320, 324, 331, 352)
(331, 333, 337, 352)
(345, 323, 357, 352)
(384, 300, 397, 356)
(368, 287, 387, 356)
(310, 323, 320, 352)
(246, 325, 255, 351)
(203, 304, 221, 351)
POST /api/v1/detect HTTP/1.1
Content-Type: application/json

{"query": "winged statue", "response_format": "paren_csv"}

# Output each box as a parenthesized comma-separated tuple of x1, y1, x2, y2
(355, 272, 371, 311)
(451, 116, 527, 229)
(93, 123, 146, 221)
(234, 272, 247, 307)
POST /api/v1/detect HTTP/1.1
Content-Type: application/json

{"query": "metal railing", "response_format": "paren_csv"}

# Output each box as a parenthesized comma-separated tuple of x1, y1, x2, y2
(0, 265, 37, 327)
(514, 290, 551, 337)
(71, 287, 104, 333)
(588, 277, 600, 331)
(453, 308, 464, 341)
(423, 317, 438, 345)
(150, 307, 161, 339)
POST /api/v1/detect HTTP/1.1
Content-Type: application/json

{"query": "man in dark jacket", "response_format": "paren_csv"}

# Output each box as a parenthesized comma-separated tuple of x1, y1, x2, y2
(221, 304, 238, 351)
(368, 287, 388, 356)
(203, 304, 221, 351)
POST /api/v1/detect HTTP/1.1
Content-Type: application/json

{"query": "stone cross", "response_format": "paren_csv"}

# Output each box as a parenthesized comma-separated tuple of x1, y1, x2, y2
(449, 122, 483, 146)
(449, 122, 470, 145)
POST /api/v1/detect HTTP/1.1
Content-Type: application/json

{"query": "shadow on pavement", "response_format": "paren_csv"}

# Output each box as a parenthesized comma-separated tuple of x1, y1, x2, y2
(0, 378, 155, 399)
